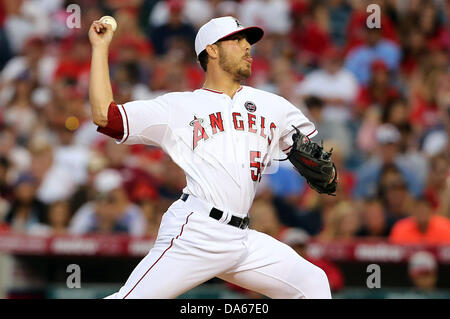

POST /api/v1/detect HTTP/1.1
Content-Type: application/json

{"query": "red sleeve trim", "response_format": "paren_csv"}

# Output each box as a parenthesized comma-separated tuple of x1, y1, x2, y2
(307, 129, 317, 137)
(121, 104, 130, 143)
(96, 101, 124, 140)
(201, 88, 223, 94)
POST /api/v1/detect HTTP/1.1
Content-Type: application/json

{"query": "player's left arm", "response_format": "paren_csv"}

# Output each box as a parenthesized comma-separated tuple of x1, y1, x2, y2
(279, 99, 337, 194)
(278, 97, 317, 153)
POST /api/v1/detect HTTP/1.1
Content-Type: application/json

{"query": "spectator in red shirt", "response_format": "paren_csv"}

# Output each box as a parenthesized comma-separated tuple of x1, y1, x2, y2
(0, 0, 5, 27)
(0, 222, 9, 232)
(103, 139, 160, 203)
(399, 29, 427, 77)
(415, 1, 446, 47)
(53, 35, 91, 84)
(355, 59, 400, 116)
(389, 196, 450, 244)
(344, 3, 398, 54)
(289, 3, 332, 65)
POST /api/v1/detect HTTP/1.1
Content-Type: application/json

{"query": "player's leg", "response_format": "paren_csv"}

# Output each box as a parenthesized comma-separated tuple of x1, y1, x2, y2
(105, 201, 245, 299)
(107, 239, 218, 299)
(105, 211, 209, 298)
(218, 229, 331, 299)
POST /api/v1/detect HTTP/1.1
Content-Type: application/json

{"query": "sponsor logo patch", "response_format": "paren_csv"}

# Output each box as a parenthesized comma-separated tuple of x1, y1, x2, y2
(244, 101, 257, 113)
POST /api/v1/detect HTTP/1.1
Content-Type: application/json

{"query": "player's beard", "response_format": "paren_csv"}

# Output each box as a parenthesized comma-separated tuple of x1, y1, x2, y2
(218, 48, 251, 82)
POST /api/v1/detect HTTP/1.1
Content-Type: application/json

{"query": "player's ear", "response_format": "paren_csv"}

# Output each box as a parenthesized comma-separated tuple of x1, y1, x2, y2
(206, 44, 219, 60)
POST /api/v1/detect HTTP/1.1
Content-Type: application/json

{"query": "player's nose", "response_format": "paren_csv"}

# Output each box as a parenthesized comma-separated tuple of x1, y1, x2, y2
(241, 38, 251, 52)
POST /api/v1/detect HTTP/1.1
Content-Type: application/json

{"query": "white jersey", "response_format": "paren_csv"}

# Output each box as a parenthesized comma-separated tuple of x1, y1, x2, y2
(104, 16, 332, 300)
(112, 85, 317, 217)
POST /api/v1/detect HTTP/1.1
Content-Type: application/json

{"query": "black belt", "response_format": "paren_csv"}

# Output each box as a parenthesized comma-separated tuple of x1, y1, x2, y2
(180, 193, 249, 229)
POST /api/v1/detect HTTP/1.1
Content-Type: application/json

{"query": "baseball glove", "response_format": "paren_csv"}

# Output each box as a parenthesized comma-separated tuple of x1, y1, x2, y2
(286, 126, 337, 195)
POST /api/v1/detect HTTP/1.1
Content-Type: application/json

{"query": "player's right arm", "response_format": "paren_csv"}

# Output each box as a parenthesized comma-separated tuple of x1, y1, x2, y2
(88, 20, 171, 147)
(88, 20, 114, 127)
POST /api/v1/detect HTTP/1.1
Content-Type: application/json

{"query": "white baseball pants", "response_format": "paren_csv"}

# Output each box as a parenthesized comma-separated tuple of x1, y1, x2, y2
(105, 195, 331, 299)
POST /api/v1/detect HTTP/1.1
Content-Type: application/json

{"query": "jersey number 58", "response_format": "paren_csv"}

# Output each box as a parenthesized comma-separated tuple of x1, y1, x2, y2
(250, 151, 263, 182)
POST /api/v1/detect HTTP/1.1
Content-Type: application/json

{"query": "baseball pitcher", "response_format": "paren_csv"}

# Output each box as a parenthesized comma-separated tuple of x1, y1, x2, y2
(89, 16, 337, 299)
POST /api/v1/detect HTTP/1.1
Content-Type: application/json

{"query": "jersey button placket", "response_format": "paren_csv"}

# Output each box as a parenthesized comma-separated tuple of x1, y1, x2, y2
(230, 92, 245, 209)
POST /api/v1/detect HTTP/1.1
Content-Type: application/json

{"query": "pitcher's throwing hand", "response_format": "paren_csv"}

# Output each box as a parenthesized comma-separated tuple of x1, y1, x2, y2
(88, 20, 114, 48)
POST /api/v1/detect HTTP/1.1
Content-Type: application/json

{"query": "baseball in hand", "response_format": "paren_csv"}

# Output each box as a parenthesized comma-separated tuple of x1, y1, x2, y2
(99, 16, 117, 32)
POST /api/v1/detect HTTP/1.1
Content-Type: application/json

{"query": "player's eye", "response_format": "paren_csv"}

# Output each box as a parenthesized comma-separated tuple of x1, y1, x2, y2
(224, 34, 246, 42)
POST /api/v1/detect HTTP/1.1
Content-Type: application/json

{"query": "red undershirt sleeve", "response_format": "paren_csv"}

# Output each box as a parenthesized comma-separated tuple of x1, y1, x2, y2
(96, 101, 124, 140)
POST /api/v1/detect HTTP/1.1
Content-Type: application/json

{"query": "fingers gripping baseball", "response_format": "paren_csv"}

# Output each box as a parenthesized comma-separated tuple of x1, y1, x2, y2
(88, 20, 114, 48)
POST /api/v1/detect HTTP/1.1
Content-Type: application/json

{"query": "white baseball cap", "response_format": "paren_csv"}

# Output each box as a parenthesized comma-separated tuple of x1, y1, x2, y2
(94, 169, 123, 193)
(195, 16, 264, 56)
(408, 251, 437, 274)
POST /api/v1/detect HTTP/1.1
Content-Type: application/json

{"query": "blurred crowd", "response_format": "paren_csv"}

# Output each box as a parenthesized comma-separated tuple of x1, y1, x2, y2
(0, 0, 450, 291)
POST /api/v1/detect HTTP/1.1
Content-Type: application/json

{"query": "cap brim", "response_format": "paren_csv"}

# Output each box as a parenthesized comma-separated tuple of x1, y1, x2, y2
(218, 26, 264, 45)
